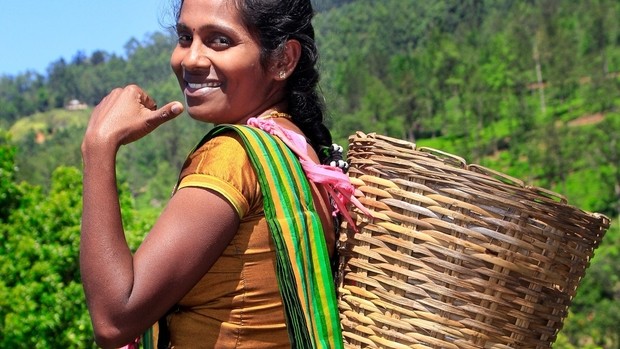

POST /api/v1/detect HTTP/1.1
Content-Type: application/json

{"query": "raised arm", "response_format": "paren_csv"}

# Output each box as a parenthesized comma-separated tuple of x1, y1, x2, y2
(80, 85, 239, 348)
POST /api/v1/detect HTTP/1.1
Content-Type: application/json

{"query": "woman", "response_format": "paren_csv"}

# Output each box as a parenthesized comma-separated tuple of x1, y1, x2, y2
(80, 0, 358, 348)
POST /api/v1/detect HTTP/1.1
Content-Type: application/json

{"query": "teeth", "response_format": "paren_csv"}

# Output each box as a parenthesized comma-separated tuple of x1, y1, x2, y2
(187, 82, 220, 89)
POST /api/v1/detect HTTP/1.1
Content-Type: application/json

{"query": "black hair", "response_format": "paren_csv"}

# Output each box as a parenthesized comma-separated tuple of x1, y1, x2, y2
(174, 0, 340, 165)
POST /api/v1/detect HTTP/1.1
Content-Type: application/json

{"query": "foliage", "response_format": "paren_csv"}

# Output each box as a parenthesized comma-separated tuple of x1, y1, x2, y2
(0, 165, 92, 347)
(0, 0, 619, 347)
(0, 131, 21, 221)
(555, 221, 620, 349)
(0, 163, 151, 347)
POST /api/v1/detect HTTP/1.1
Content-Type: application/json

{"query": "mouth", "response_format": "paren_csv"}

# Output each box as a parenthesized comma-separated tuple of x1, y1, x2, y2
(183, 79, 223, 98)
(187, 81, 222, 89)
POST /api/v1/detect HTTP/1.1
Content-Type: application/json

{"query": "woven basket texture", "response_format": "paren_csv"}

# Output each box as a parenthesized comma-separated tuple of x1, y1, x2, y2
(337, 132, 610, 349)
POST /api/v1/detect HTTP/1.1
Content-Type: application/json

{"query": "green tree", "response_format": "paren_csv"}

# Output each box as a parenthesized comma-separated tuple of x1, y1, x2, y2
(0, 167, 93, 348)
(0, 163, 153, 347)
(556, 222, 620, 349)
(0, 131, 21, 221)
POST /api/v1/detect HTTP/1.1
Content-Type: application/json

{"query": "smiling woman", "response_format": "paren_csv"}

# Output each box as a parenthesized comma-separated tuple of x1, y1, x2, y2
(170, 0, 287, 125)
(79, 0, 354, 348)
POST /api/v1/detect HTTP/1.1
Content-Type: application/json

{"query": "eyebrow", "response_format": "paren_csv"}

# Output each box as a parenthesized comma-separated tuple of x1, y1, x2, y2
(175, 22, 236, 35)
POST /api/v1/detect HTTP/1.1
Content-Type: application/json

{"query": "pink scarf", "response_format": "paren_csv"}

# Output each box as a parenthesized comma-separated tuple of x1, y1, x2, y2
(247, 117, 370, 230)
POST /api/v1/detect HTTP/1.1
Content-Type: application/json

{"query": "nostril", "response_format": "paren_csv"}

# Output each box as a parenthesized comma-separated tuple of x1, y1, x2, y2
(182, 52, 211, 71)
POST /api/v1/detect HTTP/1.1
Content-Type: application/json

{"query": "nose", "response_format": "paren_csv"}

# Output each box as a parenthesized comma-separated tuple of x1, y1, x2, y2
(182, 40, 211, 71)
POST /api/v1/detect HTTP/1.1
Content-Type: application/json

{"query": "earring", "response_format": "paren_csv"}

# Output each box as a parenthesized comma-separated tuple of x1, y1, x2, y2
(279, 71, 286, 79)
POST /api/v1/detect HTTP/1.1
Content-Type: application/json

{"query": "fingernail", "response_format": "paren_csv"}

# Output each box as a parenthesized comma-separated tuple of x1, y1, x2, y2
(172, 103, 182, 114)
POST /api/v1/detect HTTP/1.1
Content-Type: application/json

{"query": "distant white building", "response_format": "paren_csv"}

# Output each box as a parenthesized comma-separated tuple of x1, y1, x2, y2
(65, 99, 88, 110)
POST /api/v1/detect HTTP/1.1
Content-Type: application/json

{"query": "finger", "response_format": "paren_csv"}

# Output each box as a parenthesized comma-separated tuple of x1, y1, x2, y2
(142, 93, 157, 111)
(126, 84, 157, 110)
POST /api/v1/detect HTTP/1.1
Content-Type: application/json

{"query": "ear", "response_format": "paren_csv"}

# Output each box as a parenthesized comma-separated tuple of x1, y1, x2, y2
(272, 39, 301, 81)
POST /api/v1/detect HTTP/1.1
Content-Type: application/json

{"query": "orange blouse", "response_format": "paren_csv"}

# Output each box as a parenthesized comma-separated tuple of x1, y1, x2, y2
(167, 132, 291, 348)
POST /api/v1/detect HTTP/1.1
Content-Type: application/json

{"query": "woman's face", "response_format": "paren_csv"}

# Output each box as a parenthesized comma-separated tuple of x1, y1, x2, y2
(171, 0, 283, 124)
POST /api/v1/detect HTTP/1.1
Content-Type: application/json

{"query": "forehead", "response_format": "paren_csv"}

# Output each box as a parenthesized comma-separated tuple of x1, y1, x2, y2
(178, 0, 243, 27)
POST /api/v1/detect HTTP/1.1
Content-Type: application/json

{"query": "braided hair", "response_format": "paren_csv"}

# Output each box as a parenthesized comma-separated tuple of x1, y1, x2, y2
(236, 0, 345, 166)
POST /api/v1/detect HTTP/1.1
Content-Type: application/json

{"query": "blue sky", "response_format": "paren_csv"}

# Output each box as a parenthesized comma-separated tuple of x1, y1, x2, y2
(0, 0, 174, 76)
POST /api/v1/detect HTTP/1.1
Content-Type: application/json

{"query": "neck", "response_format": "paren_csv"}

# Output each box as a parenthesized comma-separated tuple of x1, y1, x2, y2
(254, 100, 289, 118)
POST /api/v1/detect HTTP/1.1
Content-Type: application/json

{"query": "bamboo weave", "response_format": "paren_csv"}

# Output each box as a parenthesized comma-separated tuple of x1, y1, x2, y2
(337, 132, 610, 349)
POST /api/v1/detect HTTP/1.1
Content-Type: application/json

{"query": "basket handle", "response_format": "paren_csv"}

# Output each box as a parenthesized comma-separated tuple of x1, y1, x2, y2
(468, 164, 525, 188)
(417, 147, 467, 168)
(525, 185, 568, 204)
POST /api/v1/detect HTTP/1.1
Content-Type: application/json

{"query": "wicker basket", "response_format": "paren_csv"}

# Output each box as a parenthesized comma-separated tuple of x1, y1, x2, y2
(337, 132, 610, 349)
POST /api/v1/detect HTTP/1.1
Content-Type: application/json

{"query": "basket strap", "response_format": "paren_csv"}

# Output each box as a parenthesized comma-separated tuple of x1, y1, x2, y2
(207, 124, 344, 349)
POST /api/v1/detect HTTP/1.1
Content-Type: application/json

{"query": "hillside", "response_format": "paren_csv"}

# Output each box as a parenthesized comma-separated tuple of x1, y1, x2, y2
(9, 107, 90, 143)
(0, 0, 619, 347)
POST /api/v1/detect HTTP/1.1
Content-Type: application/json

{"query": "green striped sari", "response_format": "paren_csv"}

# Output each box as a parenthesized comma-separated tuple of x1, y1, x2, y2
(207, 124, 343, 348)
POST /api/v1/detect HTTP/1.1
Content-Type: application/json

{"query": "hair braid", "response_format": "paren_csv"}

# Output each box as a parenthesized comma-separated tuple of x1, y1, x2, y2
(235, 0, 340, 165)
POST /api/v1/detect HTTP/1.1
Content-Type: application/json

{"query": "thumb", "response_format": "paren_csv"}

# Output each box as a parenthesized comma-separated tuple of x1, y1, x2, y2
(148, 101, 185, 127)
(161, 101, 184, 119)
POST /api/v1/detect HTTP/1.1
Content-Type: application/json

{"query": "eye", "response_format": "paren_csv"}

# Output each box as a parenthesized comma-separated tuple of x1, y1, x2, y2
(177, 33, 192, 46)
(210, 36, 232, 49)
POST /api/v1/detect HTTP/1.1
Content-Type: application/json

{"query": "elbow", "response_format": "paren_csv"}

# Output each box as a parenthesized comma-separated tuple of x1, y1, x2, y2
(91, 321, 137, 349)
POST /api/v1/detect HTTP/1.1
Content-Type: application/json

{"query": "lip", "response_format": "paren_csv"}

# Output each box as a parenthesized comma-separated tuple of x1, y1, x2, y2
(183, 79, 223, 98)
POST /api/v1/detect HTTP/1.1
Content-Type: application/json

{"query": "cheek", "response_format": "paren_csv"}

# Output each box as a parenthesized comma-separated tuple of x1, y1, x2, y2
(239, 61, 267, 85)
(170, 51, 183, 76)
(170, 64, 185, 89)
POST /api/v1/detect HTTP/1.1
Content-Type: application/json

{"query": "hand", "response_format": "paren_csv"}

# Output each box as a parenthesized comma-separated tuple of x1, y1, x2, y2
(83, 85, 184, 152)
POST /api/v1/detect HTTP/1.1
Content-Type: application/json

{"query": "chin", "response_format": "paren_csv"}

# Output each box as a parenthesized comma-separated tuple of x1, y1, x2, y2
(186, 107, 228, 125)
(187, 111, 214, 124)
